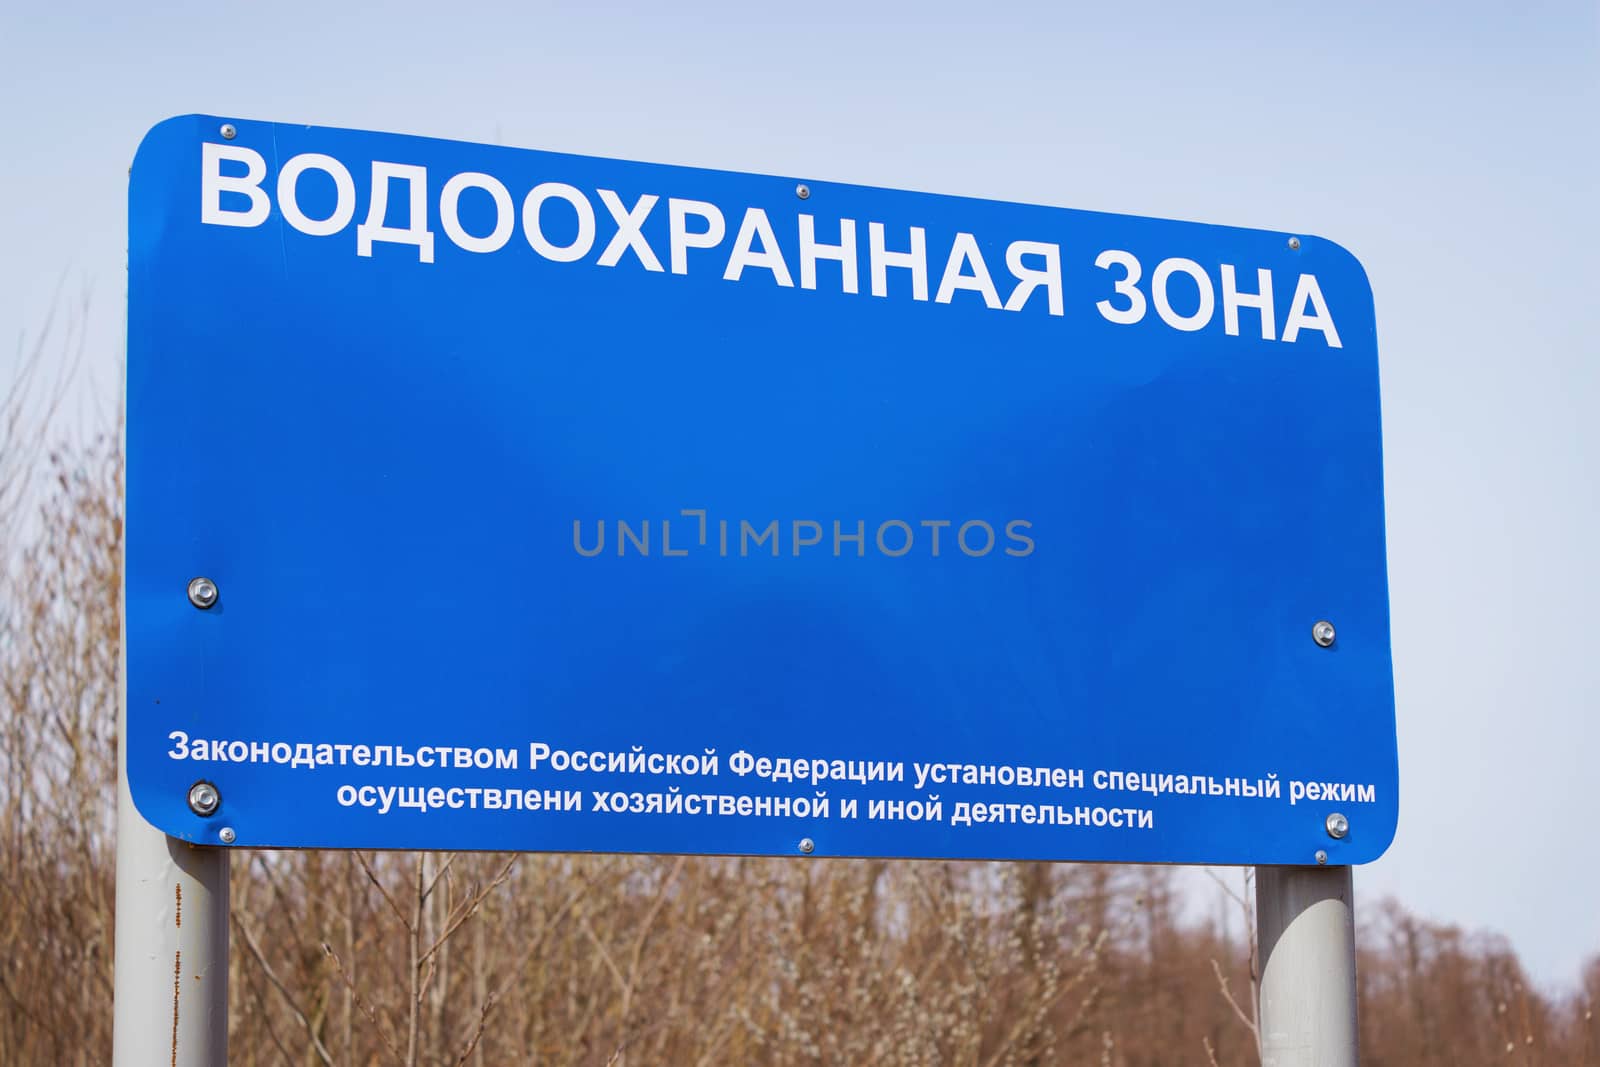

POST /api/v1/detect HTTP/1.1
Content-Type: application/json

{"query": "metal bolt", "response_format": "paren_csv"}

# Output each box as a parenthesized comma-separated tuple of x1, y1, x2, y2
(1312, 620, 1336, 647)
(187, 576, 219, 610)
(1314, 849, 1328, 865)
(798, 837, 815, 854)
(187, 781, 221, 817)
(219, 827, 237, 845)
(795, 183, 811, 200)
(220, 123, 237, 141)
(1325, 812, 1350, 839)
(1287, 236, 1301, 250)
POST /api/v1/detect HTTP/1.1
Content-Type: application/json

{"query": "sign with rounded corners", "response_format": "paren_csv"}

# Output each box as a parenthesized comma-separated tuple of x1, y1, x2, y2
(126, 114, 1398, 865)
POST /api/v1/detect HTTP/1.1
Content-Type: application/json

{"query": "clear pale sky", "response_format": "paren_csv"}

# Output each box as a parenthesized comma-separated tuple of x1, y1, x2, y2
(2, 1, 1596, 987)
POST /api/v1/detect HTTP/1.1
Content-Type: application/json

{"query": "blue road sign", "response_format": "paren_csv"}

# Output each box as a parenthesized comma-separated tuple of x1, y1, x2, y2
(127, 115, 1397, 864)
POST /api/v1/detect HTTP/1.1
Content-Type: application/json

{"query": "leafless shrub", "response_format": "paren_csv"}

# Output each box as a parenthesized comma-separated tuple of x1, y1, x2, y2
(1, 305, 118, 1066)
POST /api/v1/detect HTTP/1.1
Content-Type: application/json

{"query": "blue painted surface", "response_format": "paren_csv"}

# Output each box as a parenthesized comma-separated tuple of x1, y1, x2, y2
(127, 114, 1396, 863)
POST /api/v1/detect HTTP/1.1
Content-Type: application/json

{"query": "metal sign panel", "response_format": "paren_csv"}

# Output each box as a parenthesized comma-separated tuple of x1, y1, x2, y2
(127, 114, 1397, 864)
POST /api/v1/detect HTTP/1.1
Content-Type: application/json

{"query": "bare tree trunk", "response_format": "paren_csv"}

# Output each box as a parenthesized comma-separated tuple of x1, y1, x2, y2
(342, 853, 356, 1066)
(407, 854, 425, 1067)
(428, 855, 448, 1065)
(473, 904, 487, 1067)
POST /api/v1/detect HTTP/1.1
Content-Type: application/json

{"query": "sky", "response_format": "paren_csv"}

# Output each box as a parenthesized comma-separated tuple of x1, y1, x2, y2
(2, 1, 1597, 987)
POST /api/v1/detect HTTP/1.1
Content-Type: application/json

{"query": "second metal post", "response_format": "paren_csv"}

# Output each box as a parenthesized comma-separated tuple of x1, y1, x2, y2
(1255, 864, 1359, 1067)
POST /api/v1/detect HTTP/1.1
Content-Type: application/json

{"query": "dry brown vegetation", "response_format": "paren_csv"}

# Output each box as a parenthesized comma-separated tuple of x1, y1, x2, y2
(2, 349, 1597, 1065)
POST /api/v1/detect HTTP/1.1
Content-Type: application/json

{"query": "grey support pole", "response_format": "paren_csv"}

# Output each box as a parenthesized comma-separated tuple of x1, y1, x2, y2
(113, 623, 229, 1065)
(1255, 865, 1359, 1067)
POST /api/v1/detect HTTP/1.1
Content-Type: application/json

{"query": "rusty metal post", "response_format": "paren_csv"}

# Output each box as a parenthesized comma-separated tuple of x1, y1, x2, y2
(113, 613, 230, 1065)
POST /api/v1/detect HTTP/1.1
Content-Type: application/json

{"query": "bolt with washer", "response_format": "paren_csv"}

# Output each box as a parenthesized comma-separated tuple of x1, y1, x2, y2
(1325, 812, 1350, 839)
(188, 576, 219, 610)
(188, 780, 221, 817)
(1312, 620, 1336, 647)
